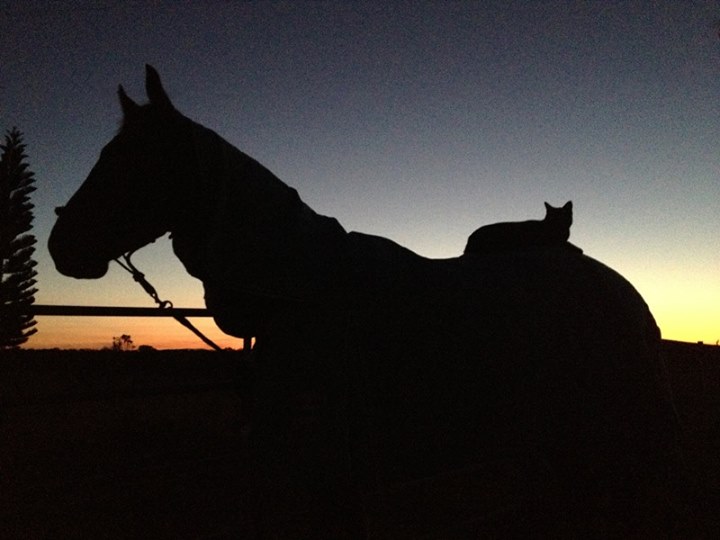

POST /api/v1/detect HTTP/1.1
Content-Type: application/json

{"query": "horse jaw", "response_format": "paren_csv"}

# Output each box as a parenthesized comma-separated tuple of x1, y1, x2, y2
(48, 225, 110, 279)
(54, 258, 110, 280)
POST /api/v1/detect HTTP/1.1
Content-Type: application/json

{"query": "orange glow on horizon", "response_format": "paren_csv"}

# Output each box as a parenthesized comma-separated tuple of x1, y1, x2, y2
(23, 313, 714, 351)
(25, 316, 249, 351)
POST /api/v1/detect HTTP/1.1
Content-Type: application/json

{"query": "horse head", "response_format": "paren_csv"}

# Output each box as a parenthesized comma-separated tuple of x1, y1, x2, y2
(49, 65, 347, 336)
(49, 65, 197, 279)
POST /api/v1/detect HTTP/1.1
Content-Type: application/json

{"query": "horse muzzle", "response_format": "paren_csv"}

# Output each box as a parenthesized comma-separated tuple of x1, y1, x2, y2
(48, 222, 110, 279)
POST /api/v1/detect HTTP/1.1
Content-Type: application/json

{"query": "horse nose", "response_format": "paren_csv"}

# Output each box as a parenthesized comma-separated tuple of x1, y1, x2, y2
(55, 206, 65, 216)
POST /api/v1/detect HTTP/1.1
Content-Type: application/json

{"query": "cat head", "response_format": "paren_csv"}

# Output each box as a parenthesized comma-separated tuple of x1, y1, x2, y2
(543, 201, 572, 238)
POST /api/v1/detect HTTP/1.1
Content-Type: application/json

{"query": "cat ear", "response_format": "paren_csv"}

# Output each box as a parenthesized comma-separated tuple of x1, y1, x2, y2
(544, 202, 551, 211)
(563, 201, 572, 210)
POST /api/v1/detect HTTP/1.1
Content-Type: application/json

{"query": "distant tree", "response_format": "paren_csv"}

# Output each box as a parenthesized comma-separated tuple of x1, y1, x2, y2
(112, 334, 134, 351)
(0, 128, 38, 349)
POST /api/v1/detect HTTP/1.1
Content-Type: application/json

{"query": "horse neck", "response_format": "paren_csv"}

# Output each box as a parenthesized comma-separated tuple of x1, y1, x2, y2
(170, 122, 348, 299)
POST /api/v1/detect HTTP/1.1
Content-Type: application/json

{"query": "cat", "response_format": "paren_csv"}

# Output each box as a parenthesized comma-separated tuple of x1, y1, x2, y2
(464, 201, 574, 254)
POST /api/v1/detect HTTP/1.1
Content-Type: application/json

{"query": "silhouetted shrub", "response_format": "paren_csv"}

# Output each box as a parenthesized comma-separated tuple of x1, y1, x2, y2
(0, 128, 38, 349)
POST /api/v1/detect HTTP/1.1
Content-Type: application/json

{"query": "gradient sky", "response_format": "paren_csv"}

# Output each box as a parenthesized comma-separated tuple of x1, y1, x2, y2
(2, 1, 719, 349)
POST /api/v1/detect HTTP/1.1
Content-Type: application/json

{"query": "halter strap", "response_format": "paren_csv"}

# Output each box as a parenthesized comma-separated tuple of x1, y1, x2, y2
(114, 252, 223, 351)
(115, 253, 173, 309)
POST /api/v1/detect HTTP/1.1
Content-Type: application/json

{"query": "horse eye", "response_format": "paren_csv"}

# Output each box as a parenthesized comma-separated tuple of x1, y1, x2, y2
(55, 206, 65, 216)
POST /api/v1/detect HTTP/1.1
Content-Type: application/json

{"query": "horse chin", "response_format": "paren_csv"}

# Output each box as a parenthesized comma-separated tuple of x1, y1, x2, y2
(55, 259, 110, 280)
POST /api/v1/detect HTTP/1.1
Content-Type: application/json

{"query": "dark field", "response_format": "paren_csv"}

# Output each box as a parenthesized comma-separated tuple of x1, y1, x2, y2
(1, 342, 719, 538)
(2, 349, 254, 538)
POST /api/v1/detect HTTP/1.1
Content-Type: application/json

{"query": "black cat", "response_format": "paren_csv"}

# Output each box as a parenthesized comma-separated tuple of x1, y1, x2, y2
(464, 201, 573, 254)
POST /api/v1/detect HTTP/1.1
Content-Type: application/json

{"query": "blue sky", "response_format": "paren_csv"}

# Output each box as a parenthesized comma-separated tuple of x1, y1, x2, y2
(2, 1, 719, 348)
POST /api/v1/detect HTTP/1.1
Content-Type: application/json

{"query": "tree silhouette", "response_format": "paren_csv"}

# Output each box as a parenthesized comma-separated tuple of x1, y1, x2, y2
(112, 334, 134, 351)
(0, 128, 38, 349)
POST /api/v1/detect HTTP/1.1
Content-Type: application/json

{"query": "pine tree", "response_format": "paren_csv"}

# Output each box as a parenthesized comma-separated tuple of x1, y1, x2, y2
(0, 128, 38, 348)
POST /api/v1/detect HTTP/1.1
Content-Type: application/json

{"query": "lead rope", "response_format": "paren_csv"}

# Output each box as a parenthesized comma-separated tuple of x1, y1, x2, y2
(114, 252, 223, 351)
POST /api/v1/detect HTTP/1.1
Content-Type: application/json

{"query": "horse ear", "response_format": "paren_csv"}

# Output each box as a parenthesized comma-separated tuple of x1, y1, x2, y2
(118, 85, 139, 117)
(145, 64, 175, 111)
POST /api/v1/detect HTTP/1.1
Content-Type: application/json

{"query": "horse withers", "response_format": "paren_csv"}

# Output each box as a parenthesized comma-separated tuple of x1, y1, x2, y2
(49, 66, 686, 537)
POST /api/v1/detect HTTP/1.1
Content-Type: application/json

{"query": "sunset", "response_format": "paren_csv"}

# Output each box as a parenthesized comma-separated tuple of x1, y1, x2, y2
(2, 1, 719, 537)
(1, 1, 718, 348)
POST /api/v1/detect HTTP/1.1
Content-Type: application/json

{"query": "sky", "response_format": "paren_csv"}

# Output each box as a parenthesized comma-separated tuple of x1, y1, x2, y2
(1, 0, 719, 349)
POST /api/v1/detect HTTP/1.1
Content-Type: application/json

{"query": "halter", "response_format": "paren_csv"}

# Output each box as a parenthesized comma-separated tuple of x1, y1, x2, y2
(114, 251, 223, 351)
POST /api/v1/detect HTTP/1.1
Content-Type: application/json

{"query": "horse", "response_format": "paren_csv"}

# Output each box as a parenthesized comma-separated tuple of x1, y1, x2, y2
(49, 66, 684, 537)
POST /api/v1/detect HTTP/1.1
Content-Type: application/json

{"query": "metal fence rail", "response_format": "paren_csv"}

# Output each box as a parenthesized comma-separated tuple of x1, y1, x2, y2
(28, 305, 211, 317)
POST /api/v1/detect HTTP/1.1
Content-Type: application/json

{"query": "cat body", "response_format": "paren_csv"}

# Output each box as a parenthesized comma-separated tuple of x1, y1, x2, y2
(464, 201, 573, 255)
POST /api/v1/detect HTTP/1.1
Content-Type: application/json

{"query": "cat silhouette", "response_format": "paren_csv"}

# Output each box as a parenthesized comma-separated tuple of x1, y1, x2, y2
(464, 201, 573, 254)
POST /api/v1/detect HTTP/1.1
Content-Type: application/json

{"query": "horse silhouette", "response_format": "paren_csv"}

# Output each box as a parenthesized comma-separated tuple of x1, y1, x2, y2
(49, 66, 683, 537)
